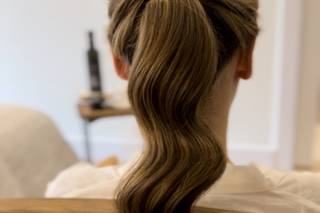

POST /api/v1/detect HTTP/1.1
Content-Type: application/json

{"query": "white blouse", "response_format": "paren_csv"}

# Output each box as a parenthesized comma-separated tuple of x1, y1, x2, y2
(46, 161, 320, 213)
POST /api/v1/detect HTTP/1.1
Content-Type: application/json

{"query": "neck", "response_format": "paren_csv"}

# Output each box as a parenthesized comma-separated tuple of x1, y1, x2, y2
(200, 56, 239, 155)
(201, 94, 229, 154)
(211, 115, 229, 154)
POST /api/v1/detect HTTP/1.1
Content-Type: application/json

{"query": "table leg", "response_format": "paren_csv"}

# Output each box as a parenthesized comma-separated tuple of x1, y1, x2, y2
(83, 120, 92, 162)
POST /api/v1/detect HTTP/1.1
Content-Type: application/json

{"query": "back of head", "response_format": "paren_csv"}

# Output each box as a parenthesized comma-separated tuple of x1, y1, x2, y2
(108, 0, 259, 212)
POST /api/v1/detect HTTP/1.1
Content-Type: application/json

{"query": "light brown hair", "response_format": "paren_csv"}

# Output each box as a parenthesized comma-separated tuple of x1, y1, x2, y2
(108, 0, 259, 212)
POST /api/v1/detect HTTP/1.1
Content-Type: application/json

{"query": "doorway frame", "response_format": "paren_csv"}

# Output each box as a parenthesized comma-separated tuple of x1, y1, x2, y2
(270, 0, 304, 170)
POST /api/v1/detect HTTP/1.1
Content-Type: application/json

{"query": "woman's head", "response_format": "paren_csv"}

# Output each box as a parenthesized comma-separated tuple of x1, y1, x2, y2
(108, 0, 259, 212)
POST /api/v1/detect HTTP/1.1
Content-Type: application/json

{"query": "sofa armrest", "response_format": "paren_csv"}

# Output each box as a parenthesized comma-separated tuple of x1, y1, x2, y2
(0, 105, 78, 197)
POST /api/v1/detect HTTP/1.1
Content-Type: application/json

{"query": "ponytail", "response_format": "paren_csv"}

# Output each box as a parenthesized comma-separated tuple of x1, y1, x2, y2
(108, 0, 259, 212)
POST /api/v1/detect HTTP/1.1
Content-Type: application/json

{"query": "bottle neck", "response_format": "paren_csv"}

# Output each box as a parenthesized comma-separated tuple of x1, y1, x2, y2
(89, 32, 95, 50)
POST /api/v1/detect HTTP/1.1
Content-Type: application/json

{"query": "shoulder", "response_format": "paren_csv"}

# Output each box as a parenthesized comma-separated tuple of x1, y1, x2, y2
(45, 162, 124, 198)
(255, 164, 320, 203)
(255, 164, 320, 186)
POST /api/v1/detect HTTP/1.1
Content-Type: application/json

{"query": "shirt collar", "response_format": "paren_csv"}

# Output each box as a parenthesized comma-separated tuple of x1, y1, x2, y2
(206, 163, 274, 194)
(118, 158, 274, 194)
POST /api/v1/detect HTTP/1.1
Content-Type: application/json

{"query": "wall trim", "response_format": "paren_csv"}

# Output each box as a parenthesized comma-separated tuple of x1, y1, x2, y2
(294, 1, 320, 167)
(270, 0, 303, 170)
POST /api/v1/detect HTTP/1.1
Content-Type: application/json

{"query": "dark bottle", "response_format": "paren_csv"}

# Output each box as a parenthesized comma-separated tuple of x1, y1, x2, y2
(87, 31, 104, 109)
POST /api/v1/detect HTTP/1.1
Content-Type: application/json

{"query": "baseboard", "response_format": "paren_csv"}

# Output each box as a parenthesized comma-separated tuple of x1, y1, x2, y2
(66, 135, 277, 168)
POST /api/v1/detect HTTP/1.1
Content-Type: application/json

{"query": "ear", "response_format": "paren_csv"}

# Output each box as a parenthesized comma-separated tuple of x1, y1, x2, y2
(112, 54, 129, 80)
(237, 42, 255, 80)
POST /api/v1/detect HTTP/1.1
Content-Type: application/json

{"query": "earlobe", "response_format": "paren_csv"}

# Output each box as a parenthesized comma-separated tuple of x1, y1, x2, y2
(237, 42, 255, 80)
(237, 56, 252, 80)
(112, 54, 129, 80)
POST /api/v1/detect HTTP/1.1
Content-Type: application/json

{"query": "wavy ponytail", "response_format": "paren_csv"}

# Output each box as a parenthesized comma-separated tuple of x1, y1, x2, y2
(108, 0, 259, 212)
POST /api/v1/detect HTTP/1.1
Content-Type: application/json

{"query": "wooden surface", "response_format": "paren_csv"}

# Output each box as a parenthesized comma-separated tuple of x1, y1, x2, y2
(0, 199, 249, 213)
(78, 104, 132, 121)
(0, 199, 114, 213)
(78, 95, 133, 121)
(78, 96, 133, 121)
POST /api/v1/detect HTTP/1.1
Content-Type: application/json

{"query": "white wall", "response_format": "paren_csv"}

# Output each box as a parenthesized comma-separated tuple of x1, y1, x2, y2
(1, 0, 289, 166)
(228, 0, 277, 146)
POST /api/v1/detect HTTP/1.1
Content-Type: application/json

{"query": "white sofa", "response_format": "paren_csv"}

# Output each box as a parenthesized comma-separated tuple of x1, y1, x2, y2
(0, 105, 78, 197)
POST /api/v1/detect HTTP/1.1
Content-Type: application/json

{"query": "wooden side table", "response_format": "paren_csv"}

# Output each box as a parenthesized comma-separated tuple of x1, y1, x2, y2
(78, 96, 133, 162)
